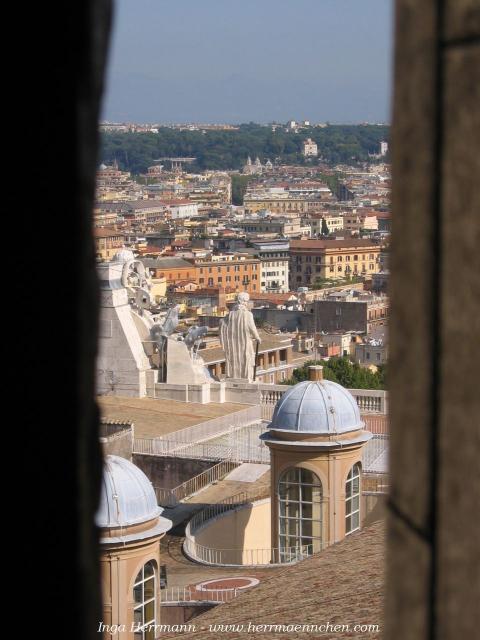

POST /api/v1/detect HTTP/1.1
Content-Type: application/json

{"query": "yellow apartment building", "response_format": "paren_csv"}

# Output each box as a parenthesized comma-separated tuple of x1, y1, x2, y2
(290, 239, 381, 287)
(194, 255, 261, 294)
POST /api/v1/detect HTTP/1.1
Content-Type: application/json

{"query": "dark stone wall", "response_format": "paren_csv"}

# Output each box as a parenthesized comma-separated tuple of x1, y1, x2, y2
(101, 432, 133, 461)
(387, 2, 480, 639)
(312, 300, 368, 333)
(252, 308, 314, 332)
(20, 3, 113, 639)
(133, 455, 216, 490)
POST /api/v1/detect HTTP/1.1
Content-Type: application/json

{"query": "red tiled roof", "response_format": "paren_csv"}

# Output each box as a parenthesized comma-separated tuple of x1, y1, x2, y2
(164, 522, 385, 640)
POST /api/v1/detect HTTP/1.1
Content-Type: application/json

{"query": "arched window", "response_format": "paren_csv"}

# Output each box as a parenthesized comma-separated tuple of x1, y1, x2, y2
(278, 467, 323, 559)
(133, 561, 156, 640)
(345, 463, 361, 535)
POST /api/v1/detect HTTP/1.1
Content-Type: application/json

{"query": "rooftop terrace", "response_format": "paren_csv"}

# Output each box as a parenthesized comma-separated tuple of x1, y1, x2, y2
(98, 396, 252, 439)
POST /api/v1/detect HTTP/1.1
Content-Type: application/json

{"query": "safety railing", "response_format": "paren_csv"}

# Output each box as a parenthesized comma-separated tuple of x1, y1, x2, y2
(160, 587, 238, 604)
(363, 435, 389, 473)
(135, 436, 270, 464)
(182, 487, 317, 567)
(183, 539, 314, 567)
(158, 405, 261, 445)
(362, 473, 389, 494)
(154, 460, 238, 507)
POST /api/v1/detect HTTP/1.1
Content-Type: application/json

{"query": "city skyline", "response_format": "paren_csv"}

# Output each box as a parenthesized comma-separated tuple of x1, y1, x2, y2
(103, 0, 394, 124)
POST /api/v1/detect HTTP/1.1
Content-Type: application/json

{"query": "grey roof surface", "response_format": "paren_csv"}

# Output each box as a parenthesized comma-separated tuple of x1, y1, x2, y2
(96, 455, 162, 528)
(142, 257, 194, 269)
(269, 380, 363, 434)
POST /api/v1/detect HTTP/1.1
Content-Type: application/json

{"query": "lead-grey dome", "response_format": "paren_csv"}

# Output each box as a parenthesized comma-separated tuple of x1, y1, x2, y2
(96, 455, 162, 528)
(269, 380, 363, 434)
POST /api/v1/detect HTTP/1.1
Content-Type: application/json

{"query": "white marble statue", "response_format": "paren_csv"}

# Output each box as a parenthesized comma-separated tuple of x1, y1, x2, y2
(219, 292, 261, 382)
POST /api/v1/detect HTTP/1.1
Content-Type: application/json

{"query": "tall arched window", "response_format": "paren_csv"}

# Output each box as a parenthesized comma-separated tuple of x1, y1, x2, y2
(278, 467, 323, 559)
(133, 561, 156, 640)
(345, 463, 361, 534)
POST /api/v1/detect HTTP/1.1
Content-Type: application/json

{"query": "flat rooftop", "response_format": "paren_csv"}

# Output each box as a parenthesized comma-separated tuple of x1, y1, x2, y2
(98, 396, 252, 439)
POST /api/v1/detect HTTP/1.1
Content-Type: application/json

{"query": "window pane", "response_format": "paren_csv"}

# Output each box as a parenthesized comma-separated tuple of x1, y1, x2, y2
(287, 518, 300, 536)
(302, 519, 312, 537)
(280, 483, 299, 501)
(279, 467, 323, 552)
(144, 562, 154, 578)
(134, 607, 142, 625)
(302, 484, 312, 502)
(302, 502, 312, 519)
(346, 481, 352, 499)
(302, 468, 320, 485)
(283, 501, 300, 518)
(286, 468, 298, 482)
(345, 464, 361, 534)
(144, 599, 155, 624)
(145, 626, 155, 640)
(144, 577, 154, 600)
(133, 584, 142, 603)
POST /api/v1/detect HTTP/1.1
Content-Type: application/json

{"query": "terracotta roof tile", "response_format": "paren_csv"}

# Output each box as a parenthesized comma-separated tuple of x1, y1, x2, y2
(165, 522, 384, 639)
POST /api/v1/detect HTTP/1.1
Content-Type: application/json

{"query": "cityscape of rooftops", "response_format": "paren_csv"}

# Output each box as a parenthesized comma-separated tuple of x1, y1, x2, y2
(95, 0, 393, 637)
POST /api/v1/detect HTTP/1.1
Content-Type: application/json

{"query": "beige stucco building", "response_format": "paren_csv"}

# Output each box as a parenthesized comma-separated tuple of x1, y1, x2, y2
(262, 366, 372, 554)
(290, 238, 381, 287)
(97, 455, 172, 640)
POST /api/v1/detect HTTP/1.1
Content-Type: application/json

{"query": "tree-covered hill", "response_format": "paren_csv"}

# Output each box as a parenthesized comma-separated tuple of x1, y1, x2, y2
(100, 123, 390, 173)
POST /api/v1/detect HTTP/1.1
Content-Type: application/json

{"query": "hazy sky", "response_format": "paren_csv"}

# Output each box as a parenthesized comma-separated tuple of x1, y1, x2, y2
(102, 0, 393, 124)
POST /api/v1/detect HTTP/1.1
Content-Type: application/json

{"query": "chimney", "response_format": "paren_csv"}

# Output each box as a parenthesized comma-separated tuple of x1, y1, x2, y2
(309, 365, 324, 381)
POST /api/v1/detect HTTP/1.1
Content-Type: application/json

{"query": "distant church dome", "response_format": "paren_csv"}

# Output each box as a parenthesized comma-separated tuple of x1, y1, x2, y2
(96, 455, 162, 528)
(112, 248, 135, 263)
(269, 380, 363, 434)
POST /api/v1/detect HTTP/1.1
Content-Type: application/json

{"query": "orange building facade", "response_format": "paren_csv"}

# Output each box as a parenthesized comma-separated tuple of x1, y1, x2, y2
(194, 257, 261, 294)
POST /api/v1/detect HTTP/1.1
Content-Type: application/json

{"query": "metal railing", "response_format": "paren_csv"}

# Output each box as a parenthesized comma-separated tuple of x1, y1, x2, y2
(160, 587, 238, 604)
(363, 435, 389, 473)
(183, 488, 316, 567)
(183, 539, 314, 567)
(187, 487, 269, 536)
(159, 405, 261, 445)
(362, 473, 389, 494)
(154, 460, 238, 507)
(135, 436, 270, 464)
(362, 414, 389, 434)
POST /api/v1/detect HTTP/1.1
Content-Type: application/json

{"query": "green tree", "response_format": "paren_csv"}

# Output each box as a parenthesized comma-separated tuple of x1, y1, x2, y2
(231, 174, 253, 205)
(281, 357, 387, 390)
(100, 124, 390, 173)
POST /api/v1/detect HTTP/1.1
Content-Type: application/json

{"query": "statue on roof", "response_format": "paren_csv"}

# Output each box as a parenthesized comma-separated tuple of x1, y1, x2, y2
(184, 325, 208, 352)
(220, 292, 261, 382)
(150, 305, 180, 343)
